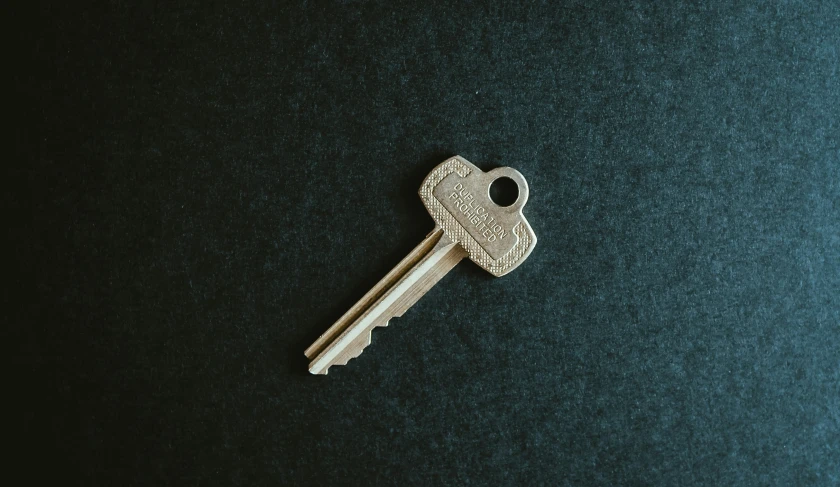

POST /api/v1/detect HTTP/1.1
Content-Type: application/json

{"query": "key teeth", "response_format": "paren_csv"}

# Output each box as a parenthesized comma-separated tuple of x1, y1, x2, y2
(317, 321, 392, 372)
(333, 329, 373, 366)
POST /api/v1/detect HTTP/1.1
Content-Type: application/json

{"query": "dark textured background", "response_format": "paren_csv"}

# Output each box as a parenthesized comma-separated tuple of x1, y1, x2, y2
(12, 1, 840, 485)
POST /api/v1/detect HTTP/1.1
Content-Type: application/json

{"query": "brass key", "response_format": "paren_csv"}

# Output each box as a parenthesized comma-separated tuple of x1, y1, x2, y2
(304, 156, 537, 374)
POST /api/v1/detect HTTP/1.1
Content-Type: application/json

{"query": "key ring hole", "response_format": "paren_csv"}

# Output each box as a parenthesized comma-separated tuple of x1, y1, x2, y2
(489, 176, 520, 207)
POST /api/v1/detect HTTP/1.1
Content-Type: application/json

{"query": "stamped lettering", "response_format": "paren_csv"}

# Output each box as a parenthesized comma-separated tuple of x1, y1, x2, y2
(448, 183, 509, 242)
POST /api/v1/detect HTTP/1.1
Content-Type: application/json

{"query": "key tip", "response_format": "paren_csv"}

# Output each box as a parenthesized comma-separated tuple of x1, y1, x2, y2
(308, 364, 328, 375)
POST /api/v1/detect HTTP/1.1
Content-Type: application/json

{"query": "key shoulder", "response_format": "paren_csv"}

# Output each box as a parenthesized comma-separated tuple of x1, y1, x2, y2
(419, 156, 537, 277)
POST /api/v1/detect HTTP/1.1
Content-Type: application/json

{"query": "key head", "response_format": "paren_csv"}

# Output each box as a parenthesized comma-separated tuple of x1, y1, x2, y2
(419, 156, 537, 277)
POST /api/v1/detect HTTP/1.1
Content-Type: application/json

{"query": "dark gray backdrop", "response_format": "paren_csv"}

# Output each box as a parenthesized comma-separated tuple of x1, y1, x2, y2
(13, 1, 839, 485)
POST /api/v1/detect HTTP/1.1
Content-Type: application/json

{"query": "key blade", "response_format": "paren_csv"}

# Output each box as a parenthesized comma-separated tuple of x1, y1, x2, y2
(304, 227, 444, 360)
(307, 228, 466, 375)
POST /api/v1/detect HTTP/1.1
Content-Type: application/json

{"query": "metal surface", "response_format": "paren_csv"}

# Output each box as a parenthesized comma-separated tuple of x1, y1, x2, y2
(305, 156, 537, 374)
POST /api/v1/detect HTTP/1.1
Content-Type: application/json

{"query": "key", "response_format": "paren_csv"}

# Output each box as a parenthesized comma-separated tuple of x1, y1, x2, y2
(304, 155, 537, 374)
